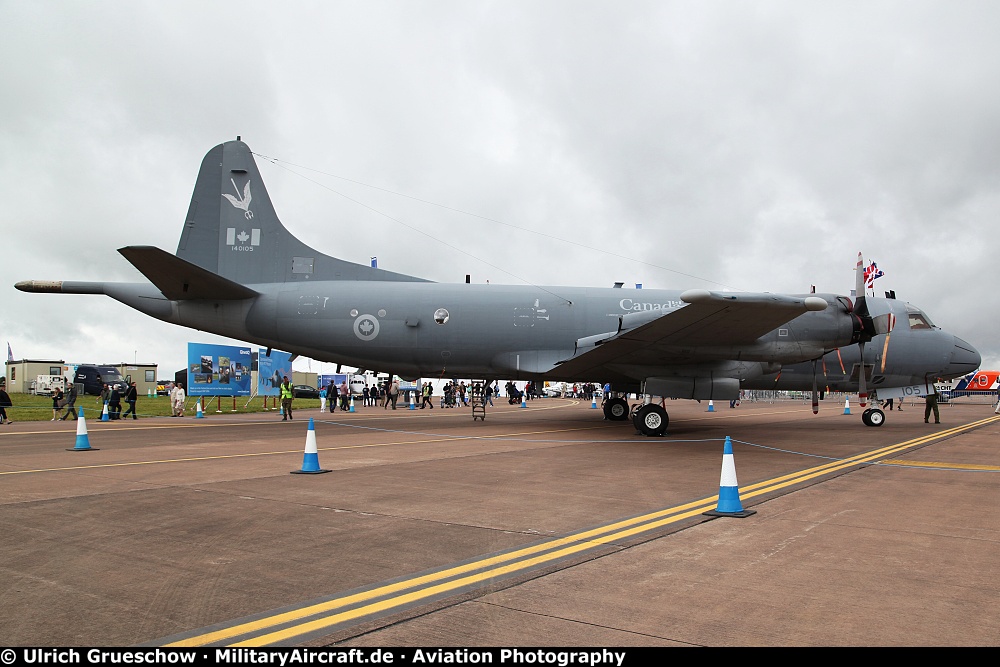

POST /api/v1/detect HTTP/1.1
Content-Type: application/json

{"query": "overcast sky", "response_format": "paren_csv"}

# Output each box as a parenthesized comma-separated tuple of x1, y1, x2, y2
(2, 1, 998, 380)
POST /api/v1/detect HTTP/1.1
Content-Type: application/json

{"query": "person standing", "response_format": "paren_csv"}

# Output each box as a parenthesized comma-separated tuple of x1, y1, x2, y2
(51, 386, 64, 420)
(339, 380, 350, 411)
(326, 380, 337, 412)
(122, 381, 138, 420)
(388, 377, 400, 410)
(280, 375, 294, 421)
(421, 382, 434, 409)
(995, 380, 1000, 415)
(59, 382, 79, 420)
(0, 386, 12, 424)
(171, 382, 186, 417)
(484, 382, 494, 407)
(108, 386, 122, 420)
(924, 383, 940, 424)
(99, 383, 111, 415)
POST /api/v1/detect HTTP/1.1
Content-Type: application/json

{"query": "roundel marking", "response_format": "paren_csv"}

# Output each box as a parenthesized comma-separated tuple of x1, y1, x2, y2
(354, 314, 380, 341)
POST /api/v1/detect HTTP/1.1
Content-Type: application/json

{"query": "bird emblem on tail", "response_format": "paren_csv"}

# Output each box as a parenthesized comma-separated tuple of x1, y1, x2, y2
(222, 178, 253, 219)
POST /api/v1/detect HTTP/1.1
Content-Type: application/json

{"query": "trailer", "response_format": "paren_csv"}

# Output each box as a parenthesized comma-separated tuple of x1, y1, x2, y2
(31, 374, 67, 395)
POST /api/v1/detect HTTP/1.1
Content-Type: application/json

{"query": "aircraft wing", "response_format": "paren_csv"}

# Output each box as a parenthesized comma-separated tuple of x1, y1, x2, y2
(554, 289, 828, 377)
(118, 246, 259, 300)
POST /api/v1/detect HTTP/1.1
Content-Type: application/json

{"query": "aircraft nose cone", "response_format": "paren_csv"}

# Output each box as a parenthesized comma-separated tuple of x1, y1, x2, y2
(948, 336, 981, 375)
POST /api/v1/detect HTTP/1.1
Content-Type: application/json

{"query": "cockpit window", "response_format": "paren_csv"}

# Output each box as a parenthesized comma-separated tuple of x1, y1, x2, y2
(906, 305, 934, 330)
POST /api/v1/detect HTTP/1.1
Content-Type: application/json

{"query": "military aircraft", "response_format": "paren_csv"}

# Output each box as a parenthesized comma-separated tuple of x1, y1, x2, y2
(15, 139, 981, 435)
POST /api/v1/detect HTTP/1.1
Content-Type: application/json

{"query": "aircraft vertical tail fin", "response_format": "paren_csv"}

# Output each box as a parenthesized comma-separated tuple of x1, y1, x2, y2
(175, 139, 427, 285)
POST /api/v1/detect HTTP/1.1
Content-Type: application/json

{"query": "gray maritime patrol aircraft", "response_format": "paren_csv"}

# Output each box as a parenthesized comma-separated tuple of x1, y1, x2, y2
(15, 139, 981, 435)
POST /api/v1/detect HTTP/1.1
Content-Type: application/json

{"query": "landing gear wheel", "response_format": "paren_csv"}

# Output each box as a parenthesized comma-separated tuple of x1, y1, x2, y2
(861, 408, 872, 426)
(865, 408, 885, 427)
(635, 404, 669, 437)
(603, 397, 629, 421)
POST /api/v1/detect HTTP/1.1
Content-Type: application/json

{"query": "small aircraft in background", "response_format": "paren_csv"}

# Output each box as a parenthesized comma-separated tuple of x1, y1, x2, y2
(950, 370, 1000, 392)
(16, 139, 981, 435)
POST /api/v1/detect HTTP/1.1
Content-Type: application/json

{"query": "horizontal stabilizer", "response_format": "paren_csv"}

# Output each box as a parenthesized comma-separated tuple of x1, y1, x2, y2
(118, 246, 259, 300)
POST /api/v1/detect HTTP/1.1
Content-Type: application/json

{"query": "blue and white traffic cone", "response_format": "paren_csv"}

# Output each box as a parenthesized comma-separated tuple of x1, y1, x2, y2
(409, 392, 416, 410)
(195, 399, 204, 419)
(521, 392, 527, 408)
(291, 418, 331, 474)
(843, 398, 851, 415)
(100, 401, 110, 422)
(349, 396, 356, 413)
(703, 436, 755, 518)
(67, 409, 98, 451)
(591, 395, 598, 409)
(707, 400, 715, 412)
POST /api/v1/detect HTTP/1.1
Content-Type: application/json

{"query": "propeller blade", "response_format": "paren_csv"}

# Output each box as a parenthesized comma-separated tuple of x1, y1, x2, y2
(855, 251, 866, 299)
(881, 331, 891, 373)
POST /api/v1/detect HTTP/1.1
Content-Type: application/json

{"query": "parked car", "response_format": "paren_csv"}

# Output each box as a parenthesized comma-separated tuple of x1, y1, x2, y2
(292, 384, 320, 399)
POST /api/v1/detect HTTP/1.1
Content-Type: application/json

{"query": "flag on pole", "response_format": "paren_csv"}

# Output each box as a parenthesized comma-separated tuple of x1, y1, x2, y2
(864, 261, 884, 290)
(6, 342, 12, 362)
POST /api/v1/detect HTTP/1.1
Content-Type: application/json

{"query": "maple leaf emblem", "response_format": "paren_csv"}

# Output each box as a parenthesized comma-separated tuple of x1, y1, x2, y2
(236, 230, 249, 243)
(359, 319, 375, 336)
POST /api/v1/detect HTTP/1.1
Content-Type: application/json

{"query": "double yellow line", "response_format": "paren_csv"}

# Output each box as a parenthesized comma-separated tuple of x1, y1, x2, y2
(164, 415, 998, 646)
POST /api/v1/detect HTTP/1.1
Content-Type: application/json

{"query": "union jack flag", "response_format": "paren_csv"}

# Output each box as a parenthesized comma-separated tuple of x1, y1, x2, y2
(864, 261, 884, 290)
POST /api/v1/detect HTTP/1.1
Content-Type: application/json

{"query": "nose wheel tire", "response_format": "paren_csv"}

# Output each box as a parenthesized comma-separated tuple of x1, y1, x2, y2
(861, 408, 885, 427)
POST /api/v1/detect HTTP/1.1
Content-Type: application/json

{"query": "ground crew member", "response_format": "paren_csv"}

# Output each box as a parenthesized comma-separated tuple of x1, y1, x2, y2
(924, 382, 941, 424)
(280, 375, 294, 421)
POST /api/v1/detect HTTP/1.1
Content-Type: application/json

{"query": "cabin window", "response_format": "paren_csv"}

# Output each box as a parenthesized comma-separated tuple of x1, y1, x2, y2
(434, 308, 450, 325)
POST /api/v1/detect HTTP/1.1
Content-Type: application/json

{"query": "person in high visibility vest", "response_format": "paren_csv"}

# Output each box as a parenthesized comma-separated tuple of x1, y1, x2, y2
(280, 375, 294, 421)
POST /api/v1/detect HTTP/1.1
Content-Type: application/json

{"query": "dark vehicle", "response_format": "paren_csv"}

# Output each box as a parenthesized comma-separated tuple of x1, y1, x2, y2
(155, 380, 172, 396)
(292, 385, 319, 399)
(73, 365, 129, 396)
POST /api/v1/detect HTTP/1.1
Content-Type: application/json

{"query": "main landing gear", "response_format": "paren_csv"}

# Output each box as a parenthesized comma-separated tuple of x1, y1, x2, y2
(603, 395, 669, 436)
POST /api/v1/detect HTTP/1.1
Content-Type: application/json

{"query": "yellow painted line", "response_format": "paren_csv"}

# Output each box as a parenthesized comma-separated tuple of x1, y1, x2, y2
(167, 415, 996, 647)
(880, 459, 1000, 471)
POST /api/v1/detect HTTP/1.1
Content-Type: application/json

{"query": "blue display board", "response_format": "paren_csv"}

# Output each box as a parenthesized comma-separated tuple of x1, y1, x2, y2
(318, 374, 349, 392)
(257, 349, 293, 397)
(186, 343, 253, 396)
